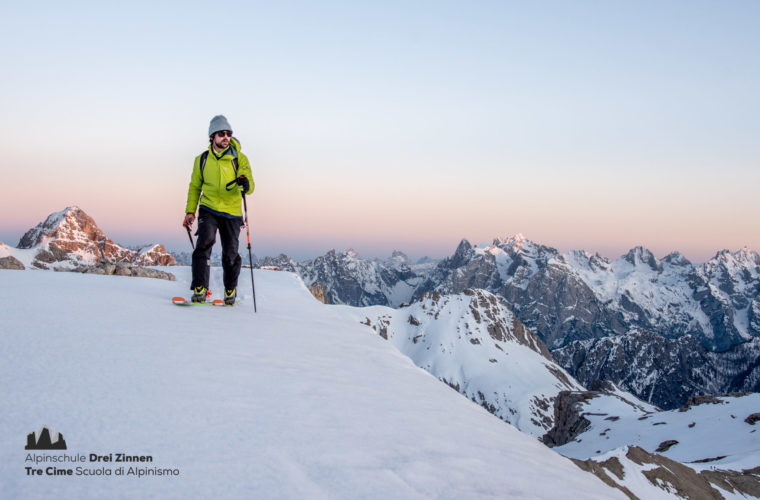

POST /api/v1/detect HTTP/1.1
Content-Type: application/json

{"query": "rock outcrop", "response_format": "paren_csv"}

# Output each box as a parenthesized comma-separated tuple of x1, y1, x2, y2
(572, 446, 760, 500)
(0, 256, 25, 270)
(307, 282, 329, 304)
(57, 263, 175, 281)
(541, 391, 596, 447)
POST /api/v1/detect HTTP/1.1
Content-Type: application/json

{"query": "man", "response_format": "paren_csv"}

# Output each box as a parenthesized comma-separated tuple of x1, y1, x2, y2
(183, 115, 254, 304)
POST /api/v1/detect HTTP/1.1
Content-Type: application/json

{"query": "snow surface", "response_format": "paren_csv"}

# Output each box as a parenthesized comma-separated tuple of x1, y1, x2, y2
(555, 392, 760, 472)
(0, 244, 38, 269)
(338, 291, 584, 437)
(0, 268, 622, 499)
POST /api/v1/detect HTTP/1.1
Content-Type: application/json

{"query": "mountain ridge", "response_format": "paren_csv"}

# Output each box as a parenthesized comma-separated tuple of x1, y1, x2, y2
(254, 235, 759, 410)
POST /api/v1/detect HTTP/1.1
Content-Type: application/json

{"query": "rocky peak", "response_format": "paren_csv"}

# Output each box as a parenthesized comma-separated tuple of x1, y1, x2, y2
(623, 246, 662, 272)
(15, 207, 174, 268)
(662, 251, 691, 267)
(498, 233, 527, 248)
(735, 246, 760, 265)
(449, 238, 474, 267)
(566, 250, 611, 272)
(387, 250, 410, 267)
(18, 206, 103, 249)
(708, 247, 760, 272)
(588, 252, 611, 271)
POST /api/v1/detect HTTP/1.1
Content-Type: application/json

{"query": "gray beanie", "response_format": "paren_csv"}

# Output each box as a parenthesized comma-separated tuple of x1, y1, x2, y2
(208, 115, 233, 136)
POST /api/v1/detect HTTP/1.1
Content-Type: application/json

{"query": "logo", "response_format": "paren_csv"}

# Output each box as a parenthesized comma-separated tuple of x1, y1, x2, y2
(25, 427, 67, 450)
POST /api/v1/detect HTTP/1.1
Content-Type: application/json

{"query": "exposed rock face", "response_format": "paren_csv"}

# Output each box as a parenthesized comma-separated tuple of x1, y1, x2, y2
(352, 288, 584, 437)
(0, 256, 25, 270)
(307, 282, 329, 304)
(553, 331, 760, 409)
(541, 391, 595, 447)
(17, 207, 175, 268)
(572, 446, 760, 500)
(655, 440, 679, 452)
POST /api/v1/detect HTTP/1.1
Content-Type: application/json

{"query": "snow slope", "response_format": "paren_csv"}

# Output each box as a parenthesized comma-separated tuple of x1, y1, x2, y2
(338, 289, 584, 437)
(555, 392, 760, 471)
(0, 268, 621, 499)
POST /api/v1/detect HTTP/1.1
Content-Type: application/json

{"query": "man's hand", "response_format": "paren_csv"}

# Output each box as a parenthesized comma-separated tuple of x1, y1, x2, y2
(237, 175, 250, 192)
(183, 213, 195, 227)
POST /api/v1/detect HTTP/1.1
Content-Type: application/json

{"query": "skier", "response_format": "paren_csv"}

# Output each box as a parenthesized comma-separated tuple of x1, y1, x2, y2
(183, 115, 254, 304)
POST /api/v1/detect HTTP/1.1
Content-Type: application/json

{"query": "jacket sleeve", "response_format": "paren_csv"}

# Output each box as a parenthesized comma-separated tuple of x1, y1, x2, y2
(185, 155, 203, 214)
(239, 153, 255, 195)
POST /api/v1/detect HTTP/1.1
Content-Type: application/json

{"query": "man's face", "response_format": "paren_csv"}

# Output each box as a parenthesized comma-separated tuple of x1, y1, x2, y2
(212, 130, 232, 150)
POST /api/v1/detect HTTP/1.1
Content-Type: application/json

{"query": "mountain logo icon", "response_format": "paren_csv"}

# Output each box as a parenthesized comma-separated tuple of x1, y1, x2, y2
(25, 427, 67, 450)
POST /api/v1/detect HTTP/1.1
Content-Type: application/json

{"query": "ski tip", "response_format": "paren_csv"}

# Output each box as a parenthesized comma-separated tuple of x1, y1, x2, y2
(172, 296, 189, 305)
(211, 299, 226, 306)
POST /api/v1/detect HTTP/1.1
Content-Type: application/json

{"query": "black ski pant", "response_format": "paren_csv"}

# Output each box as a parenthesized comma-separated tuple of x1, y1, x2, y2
(191, 207, 243, 292)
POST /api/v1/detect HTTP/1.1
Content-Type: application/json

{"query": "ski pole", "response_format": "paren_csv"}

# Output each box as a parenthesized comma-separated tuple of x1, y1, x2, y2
(241, 192, 257, 312)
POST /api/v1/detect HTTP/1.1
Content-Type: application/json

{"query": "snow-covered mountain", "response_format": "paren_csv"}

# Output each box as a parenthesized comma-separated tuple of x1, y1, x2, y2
(259, 248, 434, 307)
(1, 266, 623, 499)
(4, 206, 174, 269)
(339, 288, 585, 437)
(275, 236, 758, 410)
(566, 245, 760, 351)
(553, 330, 760, 409)
(3, 265, 757, 498)
(414, 236, 760, 352)
(412, 236, 627, 348)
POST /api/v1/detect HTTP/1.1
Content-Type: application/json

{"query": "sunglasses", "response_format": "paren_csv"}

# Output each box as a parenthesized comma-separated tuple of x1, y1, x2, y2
(215, 130, 232, 138)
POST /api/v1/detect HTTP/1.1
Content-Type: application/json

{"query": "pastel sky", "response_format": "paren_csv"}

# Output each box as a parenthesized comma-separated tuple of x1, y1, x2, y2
(1, 1, 758, 262)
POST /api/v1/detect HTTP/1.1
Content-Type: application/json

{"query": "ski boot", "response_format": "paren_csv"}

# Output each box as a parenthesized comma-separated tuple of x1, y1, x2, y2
(192, 286, 208, 303)
(224, 288, 237, 305)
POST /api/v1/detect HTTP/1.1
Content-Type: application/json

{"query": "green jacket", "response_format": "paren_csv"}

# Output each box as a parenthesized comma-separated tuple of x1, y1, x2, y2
(185, 137, 254, 217)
